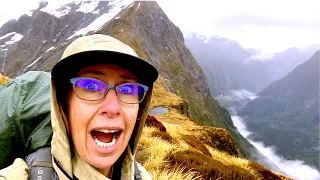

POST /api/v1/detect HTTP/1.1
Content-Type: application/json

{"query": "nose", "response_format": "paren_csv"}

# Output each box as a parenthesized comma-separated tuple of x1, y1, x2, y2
(98, 89, 121, 117)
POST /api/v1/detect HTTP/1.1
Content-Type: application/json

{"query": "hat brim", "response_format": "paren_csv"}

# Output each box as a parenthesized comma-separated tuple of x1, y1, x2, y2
(52, 50, 158, 87)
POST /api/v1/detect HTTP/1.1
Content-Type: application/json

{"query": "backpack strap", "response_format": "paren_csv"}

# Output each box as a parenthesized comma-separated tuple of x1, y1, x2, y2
(28, 147, 55, 180)
(134, 160, 142, 180)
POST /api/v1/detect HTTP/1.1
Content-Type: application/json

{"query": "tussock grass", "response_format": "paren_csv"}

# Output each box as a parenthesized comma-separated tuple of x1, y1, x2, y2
(136, 75, 291, 179)
(200, 126, 240, 157)
(165, 149, 259, 180)
(150, 77, 186, 110)
(137, 116, 291, 180)
(136, 127, 173, 170)
(151, 131, 175, 143)
(180, 135, 211, 157)
(248, 162, 292, 180)
(206, 145, 265, 179)
(149, 167, 202, 180)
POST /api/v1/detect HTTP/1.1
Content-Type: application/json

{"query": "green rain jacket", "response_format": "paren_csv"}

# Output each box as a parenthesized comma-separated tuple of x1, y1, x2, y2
(0, 71, 52, 169)
(0, 70, 152, 179)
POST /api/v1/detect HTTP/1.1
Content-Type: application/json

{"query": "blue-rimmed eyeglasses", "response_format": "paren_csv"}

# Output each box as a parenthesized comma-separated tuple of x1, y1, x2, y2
(70, 77, 149, 104)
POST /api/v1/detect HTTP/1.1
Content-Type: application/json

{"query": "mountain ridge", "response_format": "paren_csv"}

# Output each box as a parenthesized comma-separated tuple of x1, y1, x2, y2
(241, 50, 320, 169)
(0, 0, 288, 177)
(185, 33, 274, 96)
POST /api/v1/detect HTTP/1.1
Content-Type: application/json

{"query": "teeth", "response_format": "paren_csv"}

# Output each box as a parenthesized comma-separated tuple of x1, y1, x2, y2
(92, 134, 117, 148)
(96, 129, 120, 133)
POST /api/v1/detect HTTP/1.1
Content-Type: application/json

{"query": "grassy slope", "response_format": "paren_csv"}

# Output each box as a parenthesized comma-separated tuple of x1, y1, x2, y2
(136, 77, 291, 179)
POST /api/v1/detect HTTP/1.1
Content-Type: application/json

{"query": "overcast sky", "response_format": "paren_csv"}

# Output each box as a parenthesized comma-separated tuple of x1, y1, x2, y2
(0, 0, 319, 54)
(157, 0, 320, 54)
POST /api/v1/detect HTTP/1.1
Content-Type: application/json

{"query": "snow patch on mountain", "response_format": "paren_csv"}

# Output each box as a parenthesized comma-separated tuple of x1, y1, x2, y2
(0, 32, 16, 41)
(23, 55, 42, 72)
(76, 1, 99, 13)
(0, 32, 23, 47)
(67, 0, 133, 40)
(6, 33, 23, 44)
(136, 2, 141, 10)
(192, 33, 240, 47)
(45, 46, 55, 53)
(40, 0, 75, 18)
(40, 0, 100, 17)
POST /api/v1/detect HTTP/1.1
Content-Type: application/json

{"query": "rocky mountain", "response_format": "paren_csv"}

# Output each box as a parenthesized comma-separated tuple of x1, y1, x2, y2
(185, 33, 274, 96)
(263, 44, 320, 81)
(241, 50, 320, 169)
(0, 0, 284, 176)
(0, 0, 125, 77)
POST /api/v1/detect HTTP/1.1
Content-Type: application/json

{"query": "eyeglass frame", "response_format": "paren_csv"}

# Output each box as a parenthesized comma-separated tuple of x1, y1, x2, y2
(70, 77, 149, 104)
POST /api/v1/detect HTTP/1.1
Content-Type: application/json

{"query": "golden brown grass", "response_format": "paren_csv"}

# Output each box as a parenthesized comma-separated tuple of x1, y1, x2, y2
(200, 126, 240, 157)
(165, 149, 260, 179)
(150, 76, 186, 109)
(180, 135, 211, 157)
(136, 75, 292, 179)
(151, 131, 175, 143)
(0, 72, 9, 85)
(149, 167, 202, 180)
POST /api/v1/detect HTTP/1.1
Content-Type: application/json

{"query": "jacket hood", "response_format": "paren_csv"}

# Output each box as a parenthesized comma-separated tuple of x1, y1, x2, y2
(50, 34, 157, 179)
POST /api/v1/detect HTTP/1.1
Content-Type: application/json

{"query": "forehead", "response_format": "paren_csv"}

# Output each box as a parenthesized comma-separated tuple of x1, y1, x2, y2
(77, 64, 138, 81)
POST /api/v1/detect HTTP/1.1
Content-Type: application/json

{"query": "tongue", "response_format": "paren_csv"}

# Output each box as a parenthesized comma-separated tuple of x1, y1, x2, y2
(92, 131, 113, 143)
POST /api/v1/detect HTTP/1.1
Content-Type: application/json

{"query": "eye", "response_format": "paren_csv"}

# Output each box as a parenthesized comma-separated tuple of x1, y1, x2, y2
(86, 83, 98, 92)
(118, 84, 137, 95)
(75, 78, 104, 92)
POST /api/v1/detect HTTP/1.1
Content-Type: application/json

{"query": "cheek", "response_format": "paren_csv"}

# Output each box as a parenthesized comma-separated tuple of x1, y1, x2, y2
(67, 93, 93, 134)
(122, 104, 139, 131)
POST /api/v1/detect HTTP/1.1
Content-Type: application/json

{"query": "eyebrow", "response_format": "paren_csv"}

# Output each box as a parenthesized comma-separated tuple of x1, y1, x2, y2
(78, 70, 138, 82)
(78, 70, 104, 76)
(119, 75, 138, 82)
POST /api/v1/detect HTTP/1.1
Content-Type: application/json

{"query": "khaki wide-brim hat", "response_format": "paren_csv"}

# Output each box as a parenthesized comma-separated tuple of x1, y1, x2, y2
(52, 34, 158, 87)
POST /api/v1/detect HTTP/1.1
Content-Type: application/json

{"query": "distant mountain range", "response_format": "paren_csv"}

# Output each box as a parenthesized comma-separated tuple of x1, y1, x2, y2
(185, 33, 319, 97)
(184, 32, 319, 170)
(185, 33, 274, 96)
(241, 50, 320, 169)
(0, 0, 282, 174)
(263, 44, 320, 81)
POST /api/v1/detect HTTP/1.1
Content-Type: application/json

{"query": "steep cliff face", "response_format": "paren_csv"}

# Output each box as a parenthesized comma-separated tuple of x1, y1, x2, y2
(0, 1, 112, 77)
(0, 0, 278, 170)
(96, 2, 282, 169)
(98, 2, 222, 127)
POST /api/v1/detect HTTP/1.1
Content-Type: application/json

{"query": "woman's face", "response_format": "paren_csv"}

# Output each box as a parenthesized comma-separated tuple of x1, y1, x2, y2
(67, 64, 139, 176)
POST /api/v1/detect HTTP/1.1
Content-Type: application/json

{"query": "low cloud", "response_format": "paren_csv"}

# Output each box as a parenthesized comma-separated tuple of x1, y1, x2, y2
(215, 89, 258, 102)
(232, 115, 320, 179)
(218, 89, 320, 179)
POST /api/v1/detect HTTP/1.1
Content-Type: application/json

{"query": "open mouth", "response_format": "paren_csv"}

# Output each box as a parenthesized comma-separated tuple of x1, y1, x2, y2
(91, 129, 121, 148)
